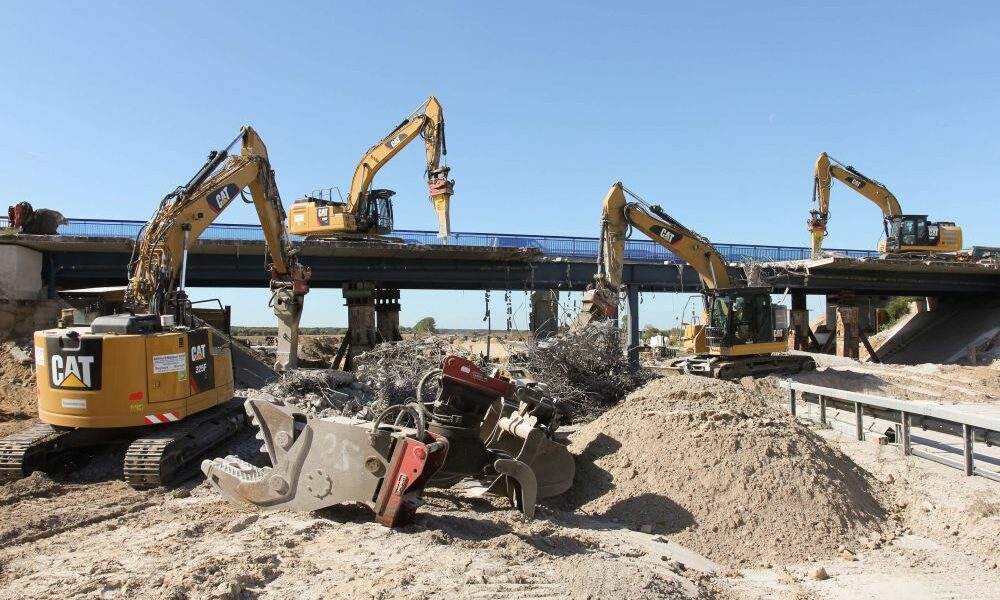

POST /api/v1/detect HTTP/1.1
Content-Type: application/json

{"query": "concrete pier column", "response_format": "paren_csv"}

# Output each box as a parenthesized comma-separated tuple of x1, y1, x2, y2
(0, 246, 43, 300)
(374, 287, 402, 342)
(529, 290, 559, 340)
(789, 291, 810, 351)
(834, 291, 860, 359)
(343, 282, 376, 369)
(626, 285, 640, 369)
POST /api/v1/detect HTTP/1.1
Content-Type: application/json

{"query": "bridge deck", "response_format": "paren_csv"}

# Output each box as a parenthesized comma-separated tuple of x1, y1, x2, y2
(2, 219, 998, 295)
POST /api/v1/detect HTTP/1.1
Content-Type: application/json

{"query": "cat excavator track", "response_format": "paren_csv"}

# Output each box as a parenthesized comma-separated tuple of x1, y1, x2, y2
(0, 399, 246, 487)
(0, 423, 67, 482)
(124, 398, 246, 489)
(668, 353, 815, 379)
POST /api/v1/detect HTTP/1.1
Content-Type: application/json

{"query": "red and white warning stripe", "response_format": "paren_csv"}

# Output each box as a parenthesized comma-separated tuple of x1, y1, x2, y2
(144, 412, 180, 425)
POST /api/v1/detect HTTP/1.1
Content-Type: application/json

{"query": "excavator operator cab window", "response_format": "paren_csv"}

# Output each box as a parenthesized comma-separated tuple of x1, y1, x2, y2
(891, 216, 930, 248)
(706, 292, 775, 347)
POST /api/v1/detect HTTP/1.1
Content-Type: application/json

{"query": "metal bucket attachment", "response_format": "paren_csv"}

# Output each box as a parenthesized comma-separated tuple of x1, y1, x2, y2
(201, 399, 447, 527)
(486, 412, 575, 500)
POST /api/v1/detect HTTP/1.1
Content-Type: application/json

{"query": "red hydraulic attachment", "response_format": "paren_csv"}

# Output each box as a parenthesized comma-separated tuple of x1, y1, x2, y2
(440, 355, 515, 399)
(8, 202, 32, 230)
(374, 432, 448, 527)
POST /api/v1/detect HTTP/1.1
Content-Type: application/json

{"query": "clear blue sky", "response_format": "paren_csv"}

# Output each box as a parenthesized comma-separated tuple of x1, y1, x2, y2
(2, 2, 997, 328)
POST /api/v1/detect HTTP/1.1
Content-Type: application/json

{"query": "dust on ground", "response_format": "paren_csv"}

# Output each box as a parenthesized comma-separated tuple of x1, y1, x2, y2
(0, 474, 707, 600)
(7, 329, 1000, 597)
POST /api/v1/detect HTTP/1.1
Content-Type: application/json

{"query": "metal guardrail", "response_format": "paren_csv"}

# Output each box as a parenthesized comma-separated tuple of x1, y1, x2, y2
(783, 380, 1000, 483)
(0, 216, 881, 263)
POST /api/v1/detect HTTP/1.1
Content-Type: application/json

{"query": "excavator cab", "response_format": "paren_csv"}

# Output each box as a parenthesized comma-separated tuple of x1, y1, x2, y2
(882, 215, 962, 253)
(703, 288, 789, 355)
(290, 188, 394, 236)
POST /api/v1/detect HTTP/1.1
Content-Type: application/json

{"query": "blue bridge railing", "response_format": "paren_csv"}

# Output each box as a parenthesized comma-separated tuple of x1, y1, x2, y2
(2, 217, 880, 263)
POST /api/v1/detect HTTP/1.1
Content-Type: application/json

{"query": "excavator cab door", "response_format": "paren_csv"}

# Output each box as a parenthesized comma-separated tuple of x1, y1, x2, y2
(705, 289, 777, 349)
(886, 215, 932, 251)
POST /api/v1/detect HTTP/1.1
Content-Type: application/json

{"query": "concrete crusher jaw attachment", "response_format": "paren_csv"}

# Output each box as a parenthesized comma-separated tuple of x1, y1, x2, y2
(201, 355, 575, 526)
(201, 400, 449, 527)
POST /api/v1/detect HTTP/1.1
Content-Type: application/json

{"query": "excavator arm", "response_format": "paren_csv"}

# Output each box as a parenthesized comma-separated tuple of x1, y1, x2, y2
(125, 126, 310, 370)
(576, 182, 730, 326)
(288, 96, 455, 237)
(808, 152, 902, 255)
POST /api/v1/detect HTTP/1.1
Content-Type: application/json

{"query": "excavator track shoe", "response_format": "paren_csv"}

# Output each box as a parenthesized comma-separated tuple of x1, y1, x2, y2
(124, 398, 246, 489)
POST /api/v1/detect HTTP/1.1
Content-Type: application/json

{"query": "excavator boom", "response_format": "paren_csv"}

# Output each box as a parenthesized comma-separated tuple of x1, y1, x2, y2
(2, 126, 309, 490)
(577, 183, 730, 326)
(126, 127, 310, 370)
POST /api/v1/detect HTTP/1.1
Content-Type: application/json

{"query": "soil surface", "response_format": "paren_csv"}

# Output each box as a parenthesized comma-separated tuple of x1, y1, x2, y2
(5, 340, 1000, 598)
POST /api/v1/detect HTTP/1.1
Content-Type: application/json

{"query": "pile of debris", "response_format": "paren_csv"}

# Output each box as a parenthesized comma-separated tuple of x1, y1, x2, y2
(509, 321, 652, 420)
(244, 369, 375, 419)
(354, 336, 465, 414)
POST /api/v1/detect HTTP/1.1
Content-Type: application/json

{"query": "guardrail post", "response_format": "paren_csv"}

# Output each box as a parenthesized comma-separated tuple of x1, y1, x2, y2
(818, 395, 826, 425)
(855, 402, 864, 441)
(963, 424, 974, 476)
(900, 411, 911, 456)
(787, 386, 797, 416)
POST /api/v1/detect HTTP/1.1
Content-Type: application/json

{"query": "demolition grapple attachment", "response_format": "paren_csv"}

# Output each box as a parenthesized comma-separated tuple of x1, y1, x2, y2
(201, 399, 447, 527)
(424, 356, 576, 520)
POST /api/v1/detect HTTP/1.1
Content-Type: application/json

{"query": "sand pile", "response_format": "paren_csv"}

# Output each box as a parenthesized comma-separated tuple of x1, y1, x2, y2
(564, 376, 891, 568)
(0, 341, 38, 437)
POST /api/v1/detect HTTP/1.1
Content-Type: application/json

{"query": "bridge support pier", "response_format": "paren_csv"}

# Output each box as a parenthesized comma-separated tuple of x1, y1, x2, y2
(789, 291, 810, 351)
(834, 291, 860, 359)
(529, 290, 559, 340)
(343, 281, 376, 369)
(626, 285, 640, 369)
(374, 287, 402, 342)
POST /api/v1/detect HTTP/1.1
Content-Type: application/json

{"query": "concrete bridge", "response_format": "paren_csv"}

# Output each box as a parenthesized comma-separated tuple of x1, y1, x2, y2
(2, 218, 998, 364)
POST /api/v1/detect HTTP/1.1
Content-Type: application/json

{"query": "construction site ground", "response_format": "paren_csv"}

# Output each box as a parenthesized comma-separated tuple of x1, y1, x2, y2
(3, 338, 1000, 599)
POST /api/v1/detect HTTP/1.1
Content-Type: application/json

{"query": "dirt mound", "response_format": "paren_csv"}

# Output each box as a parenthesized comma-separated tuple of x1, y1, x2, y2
(564, 376, 890, 568)
(297, 335, 343, 366)
(0, 341, 38, 438)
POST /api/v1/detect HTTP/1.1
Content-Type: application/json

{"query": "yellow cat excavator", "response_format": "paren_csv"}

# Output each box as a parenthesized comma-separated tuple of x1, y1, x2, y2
(288, 96, 455, 238)
(0, 126, 311, 488)
(808, 152, 963, 257)
(576, 182, 814, 378)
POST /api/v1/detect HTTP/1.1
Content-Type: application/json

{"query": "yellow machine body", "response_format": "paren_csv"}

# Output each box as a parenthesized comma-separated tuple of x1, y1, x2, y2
(288, 202, 356, 235)
(34, 326, 233, 429)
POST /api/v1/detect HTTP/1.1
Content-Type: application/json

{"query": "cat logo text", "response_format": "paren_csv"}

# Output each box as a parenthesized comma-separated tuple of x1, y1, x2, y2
(51, 355, 96, 389)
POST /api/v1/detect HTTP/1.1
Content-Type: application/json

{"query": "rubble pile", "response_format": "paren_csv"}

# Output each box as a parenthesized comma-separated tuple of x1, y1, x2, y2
(245, 369, 374, 419)
(354, 336, 464, 413)
(511, 321, 652, 420)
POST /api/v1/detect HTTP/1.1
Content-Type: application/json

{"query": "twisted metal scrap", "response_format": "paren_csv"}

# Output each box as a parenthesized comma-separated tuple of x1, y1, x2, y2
(248, 369, 372, 419)
(354, 336, 467, 415)
(508, 321, 653, 421)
